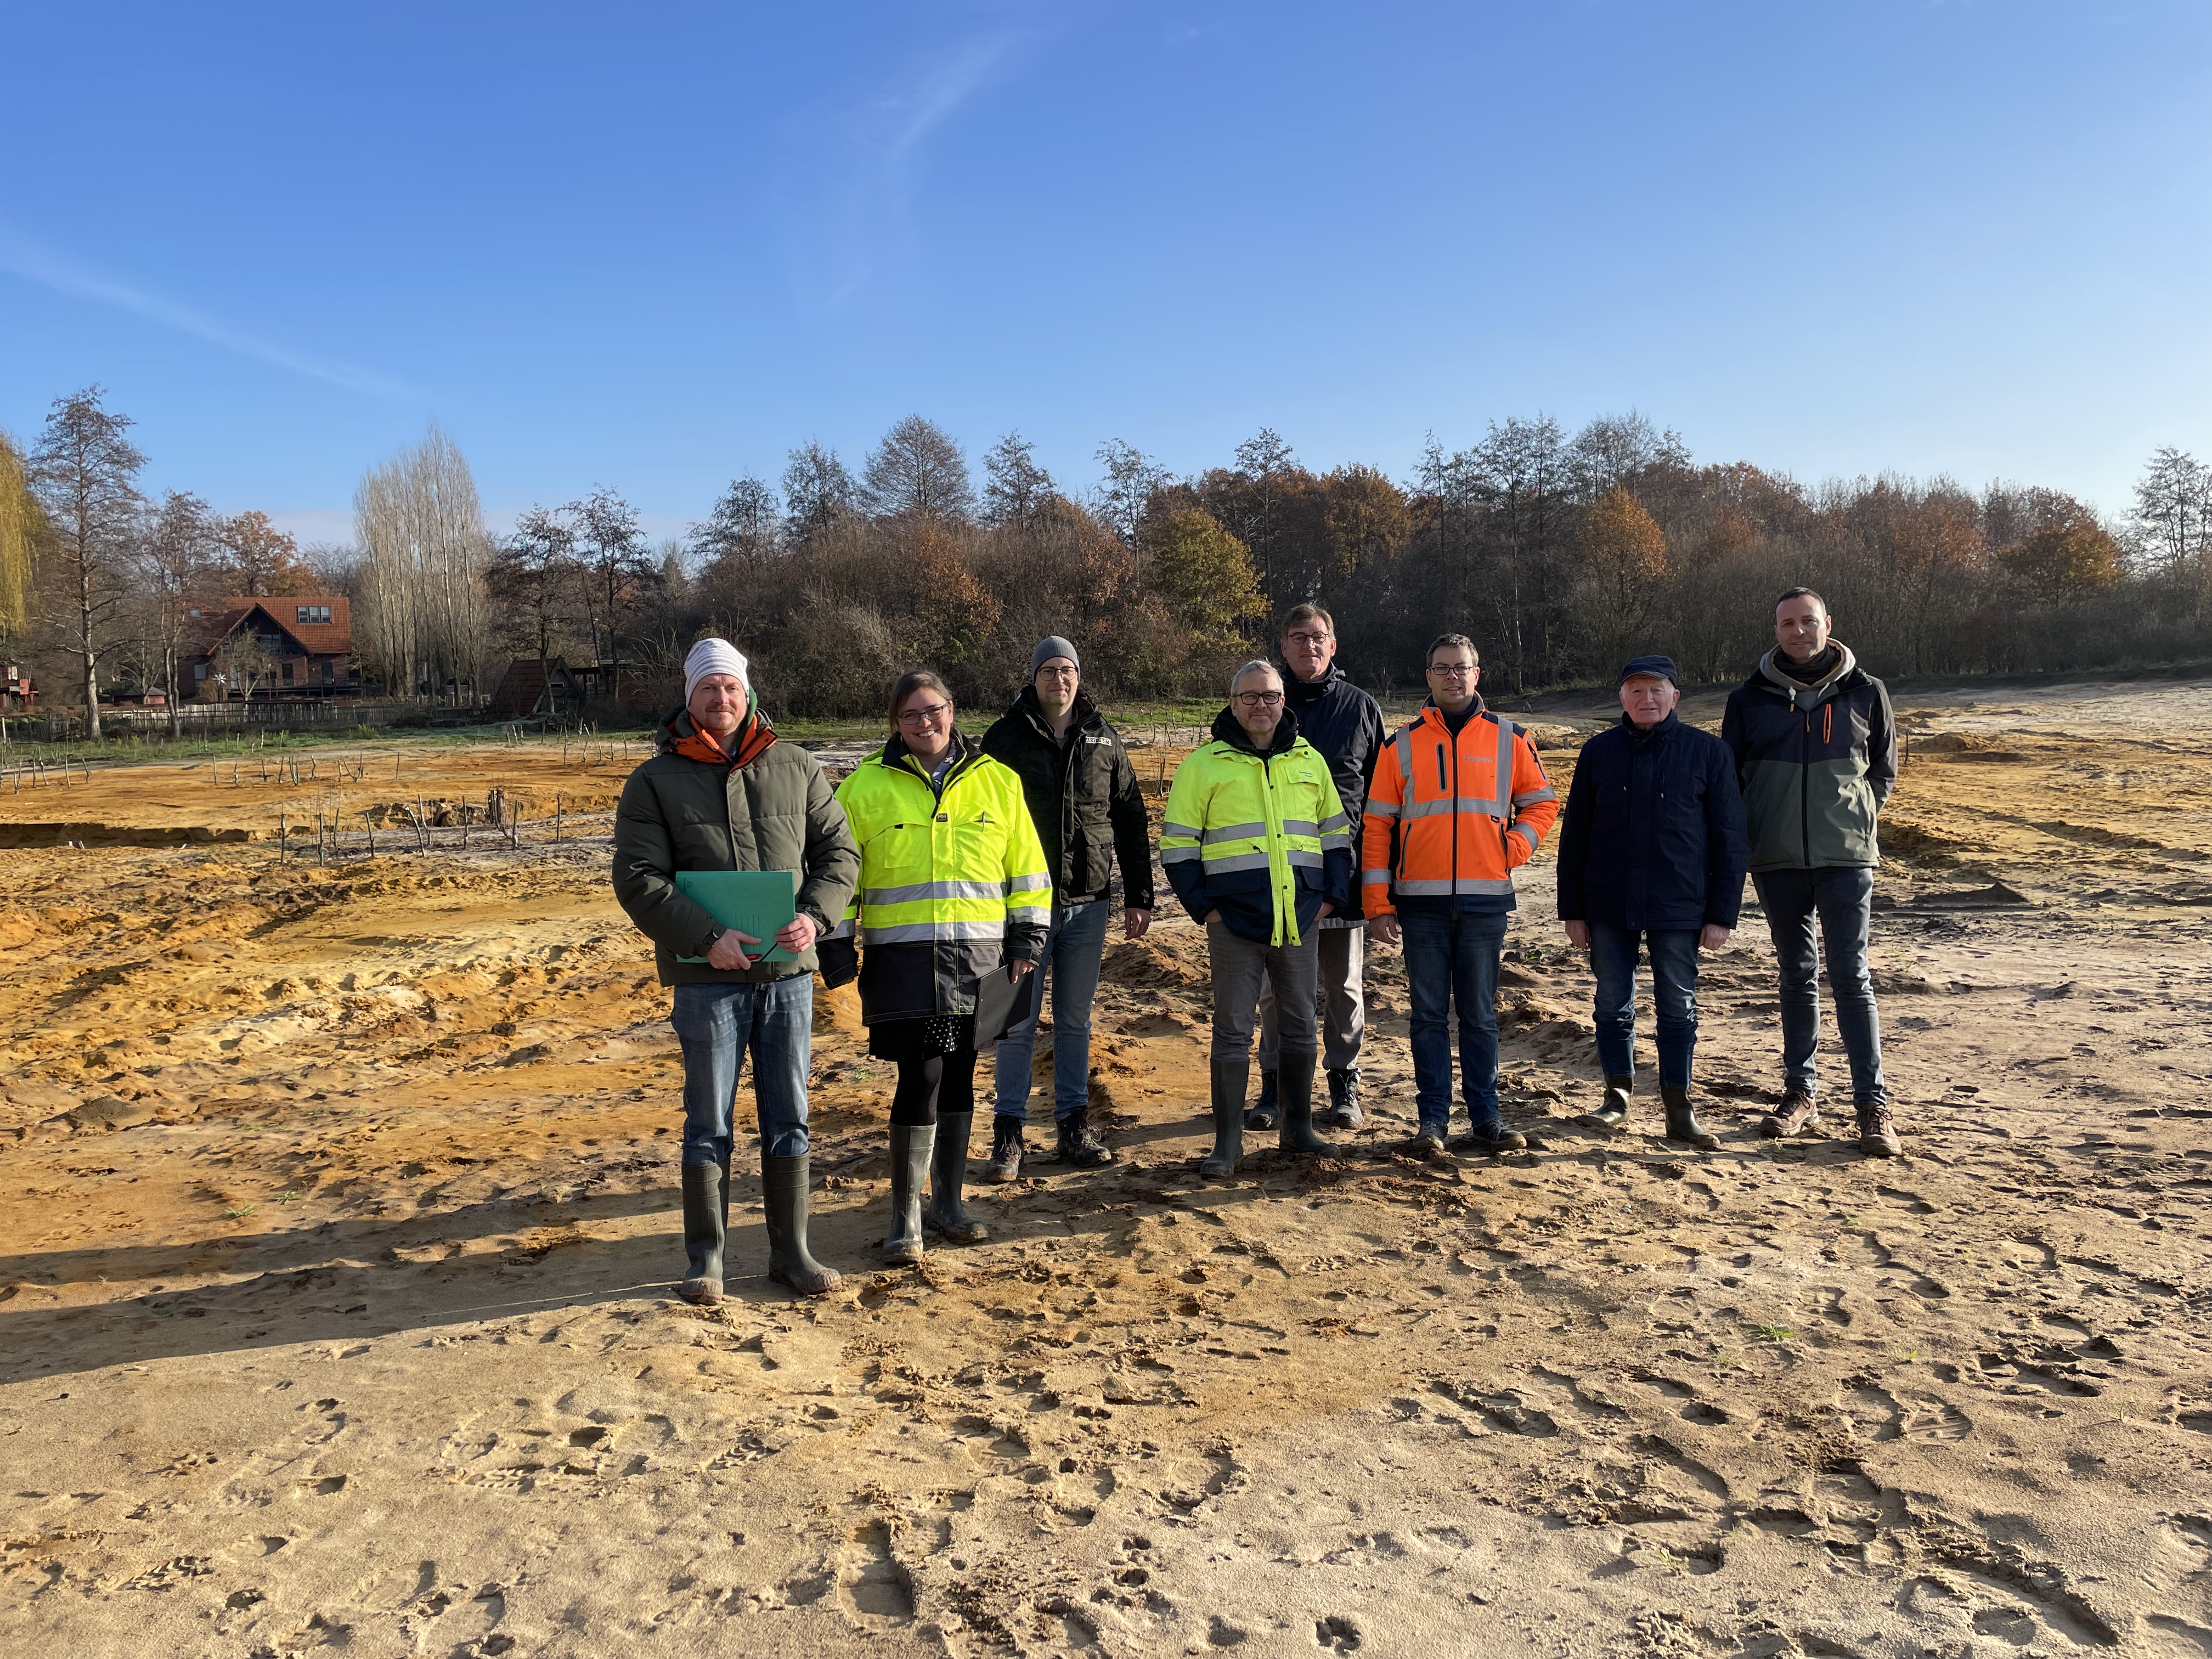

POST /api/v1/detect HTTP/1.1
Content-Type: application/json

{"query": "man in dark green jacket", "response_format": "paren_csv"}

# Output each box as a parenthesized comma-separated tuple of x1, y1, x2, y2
(1720, 589, 1901, 1156)
(979, 635, 1155, 1178)
(613, 637, 860, 1304)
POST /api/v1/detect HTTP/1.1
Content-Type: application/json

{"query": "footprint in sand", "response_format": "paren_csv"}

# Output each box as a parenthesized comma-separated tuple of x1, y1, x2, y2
(836, 1517, 915, 1628)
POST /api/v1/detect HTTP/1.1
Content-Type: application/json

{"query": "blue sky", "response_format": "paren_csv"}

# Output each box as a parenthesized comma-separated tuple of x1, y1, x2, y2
(4, 2, 2207, 544)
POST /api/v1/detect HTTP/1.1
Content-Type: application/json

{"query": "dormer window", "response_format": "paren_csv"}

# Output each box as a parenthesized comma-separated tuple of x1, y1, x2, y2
(296, 604, 332, 625)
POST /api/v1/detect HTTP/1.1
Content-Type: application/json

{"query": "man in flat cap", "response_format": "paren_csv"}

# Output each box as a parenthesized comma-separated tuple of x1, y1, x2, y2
(1554, 654, 1747, 1149)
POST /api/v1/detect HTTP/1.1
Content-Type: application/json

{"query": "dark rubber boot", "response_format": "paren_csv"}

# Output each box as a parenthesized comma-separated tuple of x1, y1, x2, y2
(1455, 1120, 1528, 1153)
(1662, 1086, 1720, 1150)
(1587, 1075, 1633, 1133)
(678, 1161, 725, 1305)
(983, 1114, 1025, 1183)
(1759, 1090, 1819, 1138)
(1056, 1107, 1115, 1168)
(1317, 1067, 1364, 1130)
(883, 1124, 935, 1264)
(1201, 1059, 1247, 1178)
(1245, 1069, 1279, 1132)
(1277, 1052, 1335, 1156)
(923, 1112, 989, 1243)
(763, 1153, 839, 1297)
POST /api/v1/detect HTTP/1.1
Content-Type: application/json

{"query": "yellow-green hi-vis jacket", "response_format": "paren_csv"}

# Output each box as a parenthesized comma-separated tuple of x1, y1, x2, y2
(832, 734, 1053, 1022)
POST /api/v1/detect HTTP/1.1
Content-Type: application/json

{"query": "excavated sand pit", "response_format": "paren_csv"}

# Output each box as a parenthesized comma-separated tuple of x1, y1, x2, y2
(2, 685, 2210, 1657)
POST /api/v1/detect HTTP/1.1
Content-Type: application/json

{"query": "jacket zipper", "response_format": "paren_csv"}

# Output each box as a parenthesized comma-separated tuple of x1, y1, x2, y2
(1444, 712, 1459, 898)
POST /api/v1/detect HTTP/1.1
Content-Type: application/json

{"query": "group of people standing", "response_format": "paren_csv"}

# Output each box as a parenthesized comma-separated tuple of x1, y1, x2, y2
(613, 586, 1901, 1305)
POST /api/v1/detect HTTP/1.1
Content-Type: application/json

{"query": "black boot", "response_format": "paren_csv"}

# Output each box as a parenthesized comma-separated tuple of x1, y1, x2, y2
(1662, 1086, 1720, 1150)
(923, 1112, 989, 1243)
(1454, 1118, 1528, 1154)
(1277, 1052, 1335, 1156)
(983, 1114, 1025, 1182)
(1317, 1066, 1364, 1130)
(1587, 1075, 1633, 1133)
(1245, 1068, 1279, 1131)
(1056, 1105, 1115, 1168)
(763, 1153, 839, 1297)
(883, 1123, 935, 1264)
(678, 1161, 725, 1305)
(1201, 1059, 1246, 1178)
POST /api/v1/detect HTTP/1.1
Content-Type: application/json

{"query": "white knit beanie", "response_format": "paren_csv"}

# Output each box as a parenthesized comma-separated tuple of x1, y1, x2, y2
(684, 637, 751, 705)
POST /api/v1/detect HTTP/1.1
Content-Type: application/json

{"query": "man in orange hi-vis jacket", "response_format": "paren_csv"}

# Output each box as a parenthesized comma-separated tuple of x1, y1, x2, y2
(1364, 633, 1560, 1159)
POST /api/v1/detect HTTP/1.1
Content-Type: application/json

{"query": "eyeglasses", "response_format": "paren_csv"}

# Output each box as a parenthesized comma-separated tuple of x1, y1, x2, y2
(1233, 691, 1284, 707)
(1427, 663, 1477, 678)
(1035, 666, 1079, 681)
(896, 702, 953, 726)
(1283, 630, 1331, 648)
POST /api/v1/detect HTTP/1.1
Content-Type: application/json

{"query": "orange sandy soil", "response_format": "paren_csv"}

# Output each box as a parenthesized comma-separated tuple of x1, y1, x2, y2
(2, 686, 2210, 1658)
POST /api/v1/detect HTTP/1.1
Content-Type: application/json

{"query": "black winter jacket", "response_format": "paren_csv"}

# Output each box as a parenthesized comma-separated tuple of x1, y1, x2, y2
(1555, 713, 1747, 932)
(1720, 645, 1896, 872)
(980, 687, 1155, 910)
(1281, 662, 1385, 920)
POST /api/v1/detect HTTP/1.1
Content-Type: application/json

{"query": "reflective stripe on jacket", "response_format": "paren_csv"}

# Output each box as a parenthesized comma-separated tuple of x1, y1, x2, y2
(1359, 699, 1560, 913)
(832, 735, 1052, 1020)
(1159, 707, 1352, 947)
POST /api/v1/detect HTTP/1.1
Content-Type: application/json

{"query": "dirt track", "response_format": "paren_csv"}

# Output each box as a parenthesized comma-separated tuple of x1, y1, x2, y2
(3, 681, 2210, 1657)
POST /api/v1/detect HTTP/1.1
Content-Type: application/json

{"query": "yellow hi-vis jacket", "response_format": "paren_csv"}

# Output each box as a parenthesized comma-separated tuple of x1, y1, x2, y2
(832, 735, 1052, 1020)
(1159, 710, 1353, 948)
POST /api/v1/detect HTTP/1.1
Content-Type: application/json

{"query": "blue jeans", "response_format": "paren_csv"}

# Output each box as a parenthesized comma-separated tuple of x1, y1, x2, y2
(1400, 907, 1509, 1135)
(1589, 925, 1701, 1089)
(1752, 867, 1886, 1107)
(669, 976, 814, 1164)
(991, 899, 1111, 1125)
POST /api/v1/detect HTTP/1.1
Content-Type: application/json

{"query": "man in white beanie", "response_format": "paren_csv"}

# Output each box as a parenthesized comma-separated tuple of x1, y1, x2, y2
(613, 637, 860, 1304)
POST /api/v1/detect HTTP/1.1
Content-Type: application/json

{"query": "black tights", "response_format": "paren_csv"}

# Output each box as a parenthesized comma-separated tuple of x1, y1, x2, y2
(890, 1049, 977, 1127)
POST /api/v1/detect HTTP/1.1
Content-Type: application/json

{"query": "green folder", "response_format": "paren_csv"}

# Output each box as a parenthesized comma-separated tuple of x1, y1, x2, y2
(674, 869, 800, 964)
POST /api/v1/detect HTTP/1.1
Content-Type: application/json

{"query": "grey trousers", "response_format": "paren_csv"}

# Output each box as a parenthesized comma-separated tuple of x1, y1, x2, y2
(1208, 923, 1319, 1063)
(1258, 923, 1365, 1073)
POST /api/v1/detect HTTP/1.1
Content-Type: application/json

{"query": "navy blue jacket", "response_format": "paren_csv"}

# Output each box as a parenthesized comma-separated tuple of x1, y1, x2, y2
(1280, 661, 1386, 921)
(1555, 713, 1747, 932)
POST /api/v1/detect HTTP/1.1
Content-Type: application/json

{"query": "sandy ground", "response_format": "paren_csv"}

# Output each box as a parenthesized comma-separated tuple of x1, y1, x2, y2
(3, 681, 2210, 1658)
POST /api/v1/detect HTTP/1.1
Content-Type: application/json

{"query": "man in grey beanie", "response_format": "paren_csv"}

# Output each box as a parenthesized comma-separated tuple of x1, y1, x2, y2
(980, 635, 1155, 1178)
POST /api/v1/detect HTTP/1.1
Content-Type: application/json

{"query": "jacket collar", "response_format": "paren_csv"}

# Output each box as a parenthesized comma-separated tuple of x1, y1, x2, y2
(881, 727, 978, 785)
(1211, 702, 1303, 758)
(1621, 710, 1681, 741)
(1754, 642, 1859, 708)
(1418, 692, 1489, 731)
(663, 707, 776, 768)
(1282, 661, 1344, 705)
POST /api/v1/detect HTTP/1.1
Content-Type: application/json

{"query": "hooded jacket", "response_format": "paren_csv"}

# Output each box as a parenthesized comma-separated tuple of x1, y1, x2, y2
(612, 707, 860, 986)
(1720, 644, 1897, 872)
(979, 686, 1155, 910)
(1160, 706, 1352, 946)
(1280, 661, 1386, 921)
(1555, 712, 1748, 932)
(832, 730, 1052, 1024)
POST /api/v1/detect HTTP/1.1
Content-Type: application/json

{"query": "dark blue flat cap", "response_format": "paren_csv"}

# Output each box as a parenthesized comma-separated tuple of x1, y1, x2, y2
(1619, 654, 1679, 685)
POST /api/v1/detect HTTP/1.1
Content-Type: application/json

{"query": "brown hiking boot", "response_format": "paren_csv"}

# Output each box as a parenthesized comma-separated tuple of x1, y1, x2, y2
(1759, 1090, 1818, 1138)
(1857, 1100, 1901, 1158)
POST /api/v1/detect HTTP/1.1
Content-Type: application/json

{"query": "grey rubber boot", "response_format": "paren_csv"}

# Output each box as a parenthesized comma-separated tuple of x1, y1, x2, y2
(923, 1112, 989, 1243)
(882, 1124, 935, 1264)
(1276, 1052, 1335, 1156)
(1588, 1075, 1633, 1133)
(763, 1153, 840, 1297)
(1244, 1069, 1279, 1131)
(678, 1161, 726, 1305)
(1662, 1085, 1720, 1150)
(1201, 1059, 1247, 1178)
(1317, 1067, 1364, 1130)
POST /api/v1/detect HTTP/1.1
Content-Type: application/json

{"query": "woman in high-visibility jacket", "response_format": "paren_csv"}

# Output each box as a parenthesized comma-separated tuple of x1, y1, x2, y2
(833, 669, 1051, 1264)
(1160, 661, 1352, 1177)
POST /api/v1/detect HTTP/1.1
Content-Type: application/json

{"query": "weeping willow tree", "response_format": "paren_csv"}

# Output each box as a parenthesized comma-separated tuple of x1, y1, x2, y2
(0, 430, 35, 649)
(353, 425, 493, 701)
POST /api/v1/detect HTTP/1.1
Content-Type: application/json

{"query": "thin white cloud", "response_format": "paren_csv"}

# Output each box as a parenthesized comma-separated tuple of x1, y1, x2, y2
(0, 223, 415, 399)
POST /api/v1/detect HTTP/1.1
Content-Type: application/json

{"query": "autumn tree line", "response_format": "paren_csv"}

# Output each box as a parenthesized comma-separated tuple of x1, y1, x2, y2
(3, 388, 2210, 734)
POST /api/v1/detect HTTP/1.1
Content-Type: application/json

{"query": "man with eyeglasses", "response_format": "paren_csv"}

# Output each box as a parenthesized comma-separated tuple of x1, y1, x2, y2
(1363, 634, 1560, 1159)
(1247, 603, 1386, 1134)
(979, 636, 1156, 1178)
(1161, 660, 1353, 1176)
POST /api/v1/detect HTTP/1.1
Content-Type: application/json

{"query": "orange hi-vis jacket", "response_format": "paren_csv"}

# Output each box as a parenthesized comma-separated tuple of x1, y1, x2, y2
(1360, 699, 1560, 913)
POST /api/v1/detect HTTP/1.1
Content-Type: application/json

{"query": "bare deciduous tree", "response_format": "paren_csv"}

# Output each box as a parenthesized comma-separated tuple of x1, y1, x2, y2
(981, 431, 1054, 529)
(137, 490, 220, 735)
(354, 425, 493, 702)
(29, 387, 144, 738)
(862, 415, 975, 522)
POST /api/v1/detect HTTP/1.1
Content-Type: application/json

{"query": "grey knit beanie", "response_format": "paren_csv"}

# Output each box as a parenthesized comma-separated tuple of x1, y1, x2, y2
(1030, 635, 1080, 677)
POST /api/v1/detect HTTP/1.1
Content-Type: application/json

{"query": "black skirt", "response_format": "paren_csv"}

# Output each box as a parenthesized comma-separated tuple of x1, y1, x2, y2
(867, 1014, 977, 1063)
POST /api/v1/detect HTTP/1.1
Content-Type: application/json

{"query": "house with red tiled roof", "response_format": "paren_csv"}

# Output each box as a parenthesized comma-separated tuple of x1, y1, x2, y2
(188, 596, 358, 699)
